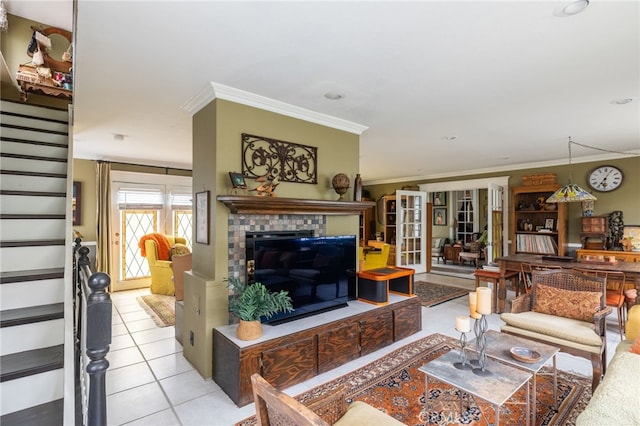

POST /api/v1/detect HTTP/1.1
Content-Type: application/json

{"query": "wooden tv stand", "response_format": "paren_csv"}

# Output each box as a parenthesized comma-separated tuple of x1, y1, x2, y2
(212, 295, 421, 406)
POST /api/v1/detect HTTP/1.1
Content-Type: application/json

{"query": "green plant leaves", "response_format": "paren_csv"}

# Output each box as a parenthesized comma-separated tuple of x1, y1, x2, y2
(226, 277, 294, 322)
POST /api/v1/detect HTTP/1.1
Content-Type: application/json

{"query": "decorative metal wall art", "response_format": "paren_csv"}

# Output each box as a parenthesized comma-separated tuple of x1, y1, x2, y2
(241, 133, 317, 184)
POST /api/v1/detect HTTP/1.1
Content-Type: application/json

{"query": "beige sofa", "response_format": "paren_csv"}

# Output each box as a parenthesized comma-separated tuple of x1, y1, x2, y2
(576, 305, 640, 425)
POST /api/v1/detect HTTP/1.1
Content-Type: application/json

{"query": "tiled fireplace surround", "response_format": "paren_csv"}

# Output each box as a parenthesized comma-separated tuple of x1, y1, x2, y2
(226, 213, 327, 284)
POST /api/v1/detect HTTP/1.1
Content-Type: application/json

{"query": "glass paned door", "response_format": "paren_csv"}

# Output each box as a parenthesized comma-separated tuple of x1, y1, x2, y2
(110, 172, 192, 292)
(487, 183, 504, 263)
(395, 190, 427, 273)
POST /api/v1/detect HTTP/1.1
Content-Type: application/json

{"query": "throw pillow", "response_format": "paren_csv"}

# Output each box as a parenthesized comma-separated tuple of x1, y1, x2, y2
(630, 334, 640, 355)
(533, 283, 601, 322)
(170, 243, 191, 258)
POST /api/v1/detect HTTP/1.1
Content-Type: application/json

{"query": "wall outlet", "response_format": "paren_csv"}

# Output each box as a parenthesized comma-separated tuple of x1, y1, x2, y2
(189, 330, 194, 346)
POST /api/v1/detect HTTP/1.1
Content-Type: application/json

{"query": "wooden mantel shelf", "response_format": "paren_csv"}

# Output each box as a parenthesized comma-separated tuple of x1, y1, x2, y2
(217, 195, 375, 215)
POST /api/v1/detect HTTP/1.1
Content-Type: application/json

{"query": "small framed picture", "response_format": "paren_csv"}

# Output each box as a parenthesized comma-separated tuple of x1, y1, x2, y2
(72, 181, 81, 225)
(433, 192, 446, 206)
(229, 172, 247, 189)
(544, 218, 555, 230)
(434, 208, 447, 226)
(196, 191, 210, 245)
(535, 225, 544, 231)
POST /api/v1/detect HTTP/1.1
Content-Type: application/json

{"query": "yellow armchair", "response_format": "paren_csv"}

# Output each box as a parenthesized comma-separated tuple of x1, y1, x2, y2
(359, 244, 391, 270)
(140, 234, 187, 295)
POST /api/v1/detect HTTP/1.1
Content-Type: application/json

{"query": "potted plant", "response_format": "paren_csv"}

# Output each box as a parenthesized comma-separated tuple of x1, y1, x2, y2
(226, 277, 294, 340)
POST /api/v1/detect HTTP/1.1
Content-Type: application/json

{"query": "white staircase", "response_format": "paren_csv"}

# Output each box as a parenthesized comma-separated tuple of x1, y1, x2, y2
(0, 99, 72, 425)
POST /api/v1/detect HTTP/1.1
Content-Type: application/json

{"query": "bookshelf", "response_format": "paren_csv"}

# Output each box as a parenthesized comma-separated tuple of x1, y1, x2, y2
(511, 182, 567, 256)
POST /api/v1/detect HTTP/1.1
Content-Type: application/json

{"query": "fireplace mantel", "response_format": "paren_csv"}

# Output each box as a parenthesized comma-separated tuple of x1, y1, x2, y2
(217, 195, 375, 215)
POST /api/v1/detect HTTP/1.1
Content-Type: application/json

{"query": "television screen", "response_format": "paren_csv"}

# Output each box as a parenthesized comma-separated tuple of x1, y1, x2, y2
(252, 235, 357, 324)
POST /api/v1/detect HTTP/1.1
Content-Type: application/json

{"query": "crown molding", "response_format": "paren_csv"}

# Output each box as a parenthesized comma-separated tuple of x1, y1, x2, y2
(181, 82, 368, 135)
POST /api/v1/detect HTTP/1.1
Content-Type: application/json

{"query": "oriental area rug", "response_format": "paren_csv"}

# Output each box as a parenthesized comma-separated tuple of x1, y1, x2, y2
(137, 294, 175, 327)
(414, 281, 469, 307)
(237, 333, 591, 426)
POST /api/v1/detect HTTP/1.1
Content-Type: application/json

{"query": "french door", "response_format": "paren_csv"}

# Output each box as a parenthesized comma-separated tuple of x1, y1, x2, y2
(395, 190, 427, 273)
(110, 171, 192, 292)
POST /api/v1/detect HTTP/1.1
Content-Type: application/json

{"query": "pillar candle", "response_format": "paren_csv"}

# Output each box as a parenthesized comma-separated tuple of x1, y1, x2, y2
(469, 291, 482, 319)
(455, 315, 471, 333)
(476, 287, 492, 315)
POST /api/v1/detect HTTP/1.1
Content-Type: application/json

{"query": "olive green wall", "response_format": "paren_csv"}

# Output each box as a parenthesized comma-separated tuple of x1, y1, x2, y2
(366, 156, 640, 248)
(1, 14, 70, 108)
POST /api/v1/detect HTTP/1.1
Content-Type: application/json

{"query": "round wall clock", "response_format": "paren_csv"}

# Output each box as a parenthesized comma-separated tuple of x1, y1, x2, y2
(587, 165, 623, 192)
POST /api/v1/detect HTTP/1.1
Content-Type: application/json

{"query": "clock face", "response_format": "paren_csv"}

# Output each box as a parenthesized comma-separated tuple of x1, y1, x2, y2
(587, 166, 623, 192)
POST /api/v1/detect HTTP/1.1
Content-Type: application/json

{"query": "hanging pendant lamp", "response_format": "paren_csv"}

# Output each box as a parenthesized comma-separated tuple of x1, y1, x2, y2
(546, 137, 597, 203)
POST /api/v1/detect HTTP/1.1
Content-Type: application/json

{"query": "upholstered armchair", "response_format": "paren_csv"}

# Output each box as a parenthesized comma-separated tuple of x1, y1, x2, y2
(500, 269, 611, 391)
(360, 243, 391, 270)
(138, 233, 188, 295)
(431, 237, 448, 264)
(251, 373, 404, 426)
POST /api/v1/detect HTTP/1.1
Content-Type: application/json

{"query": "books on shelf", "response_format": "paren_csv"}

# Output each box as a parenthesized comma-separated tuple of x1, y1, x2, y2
(516, 233, 558, 254)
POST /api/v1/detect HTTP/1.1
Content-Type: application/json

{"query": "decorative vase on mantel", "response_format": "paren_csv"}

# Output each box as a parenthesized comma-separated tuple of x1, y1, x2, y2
(236, 319, 263, 341)
(353, 174, 362, 201)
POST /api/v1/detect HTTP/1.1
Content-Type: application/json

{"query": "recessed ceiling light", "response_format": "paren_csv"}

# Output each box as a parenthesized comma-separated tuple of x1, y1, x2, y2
(113, 134, 125, 141)
(324, 92, 344, 100)
(562, 0, 589, 15)
(554, 0, 589, 17)
(612, 98, 633, 105)
(443, 136, 457, 141)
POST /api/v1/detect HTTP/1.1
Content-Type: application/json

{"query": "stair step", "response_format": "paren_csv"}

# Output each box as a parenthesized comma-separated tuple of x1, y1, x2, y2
(0, 398, 63, 426)
(0, 170, 67, 179)
(1, 110, 68, 125)
(1, 195, 67, 216)
(0, 239, 66, 248)
(0, 214, 66, 220)
(1, 245, 67, 273)
(0, 99, 68, 121)
(0, 345, 64, 383)
(0, 174, 67, 193)
(1, 136, 68, 150)
(0, 268, 65, 284)
(0, 189, 66, 197)
(0, 123, 68, 137)
(0, 127, 68, 145)
(0, 152, 67, 163)
(0, 303, 64, 328)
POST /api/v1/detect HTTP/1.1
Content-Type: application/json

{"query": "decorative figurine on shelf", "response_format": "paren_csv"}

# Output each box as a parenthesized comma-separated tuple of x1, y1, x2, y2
(331, 173, 350, 200)
(250, 174, 279, 197)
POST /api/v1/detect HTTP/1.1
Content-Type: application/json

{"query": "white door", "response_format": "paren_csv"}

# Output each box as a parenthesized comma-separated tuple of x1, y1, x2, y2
(395, 190, 427, 273)
(486, 183, 504, 263)
(110, 172, 192, 292)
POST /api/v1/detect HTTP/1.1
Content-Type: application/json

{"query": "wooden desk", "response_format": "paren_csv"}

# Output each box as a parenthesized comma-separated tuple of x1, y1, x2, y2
(496, 254, 640, 310)
(474, 269, 519, 313)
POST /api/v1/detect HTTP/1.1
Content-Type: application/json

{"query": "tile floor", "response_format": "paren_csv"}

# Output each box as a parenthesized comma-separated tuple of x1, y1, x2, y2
(107, 272, 623, 425)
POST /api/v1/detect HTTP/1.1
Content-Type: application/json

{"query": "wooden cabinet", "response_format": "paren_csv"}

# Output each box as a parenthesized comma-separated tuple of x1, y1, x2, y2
(213, 297, 421, 406)
(382, 194, 397, 245)
(576, 249, 640, 263)
(580, 216, 609, 249)
(511, 183, 567, 256)
(444, 245, 462, 264)
(317, 322, 360, 373)
(359, 198, 375, 246)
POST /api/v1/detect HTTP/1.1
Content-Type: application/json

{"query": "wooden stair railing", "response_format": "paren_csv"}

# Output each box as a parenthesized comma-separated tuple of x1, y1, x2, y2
(73, 239, 112, 426)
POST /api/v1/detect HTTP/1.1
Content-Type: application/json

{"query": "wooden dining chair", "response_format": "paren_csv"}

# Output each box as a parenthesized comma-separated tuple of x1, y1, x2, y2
(574, 269, 627, 340)
(519, 263, 562, 295)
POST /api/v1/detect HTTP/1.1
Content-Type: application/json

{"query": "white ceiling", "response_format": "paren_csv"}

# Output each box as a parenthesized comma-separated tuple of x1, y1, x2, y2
(7, 1, 640, 184)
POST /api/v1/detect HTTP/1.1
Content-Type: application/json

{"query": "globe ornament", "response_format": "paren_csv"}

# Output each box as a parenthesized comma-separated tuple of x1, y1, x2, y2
(332, 173, 350, 200)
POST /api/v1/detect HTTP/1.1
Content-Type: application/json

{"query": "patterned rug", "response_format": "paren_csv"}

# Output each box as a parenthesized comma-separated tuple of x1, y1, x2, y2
(137, 294, 175, 327)
(415, 281, 469, 307)
(237, 333, 591, 426)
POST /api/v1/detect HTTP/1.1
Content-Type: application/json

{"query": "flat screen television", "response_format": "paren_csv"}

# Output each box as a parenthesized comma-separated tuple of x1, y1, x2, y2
(251, 235, 357, 325)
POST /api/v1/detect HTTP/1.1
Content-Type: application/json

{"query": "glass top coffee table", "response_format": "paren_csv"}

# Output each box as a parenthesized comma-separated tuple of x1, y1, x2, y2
(469, 329, 559, 425)
(419, 349, 532, 425)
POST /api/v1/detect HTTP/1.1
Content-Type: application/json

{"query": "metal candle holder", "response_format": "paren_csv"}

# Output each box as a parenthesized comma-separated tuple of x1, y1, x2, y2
(453, 331, 472, 370)
(471, 314, 492, 376)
